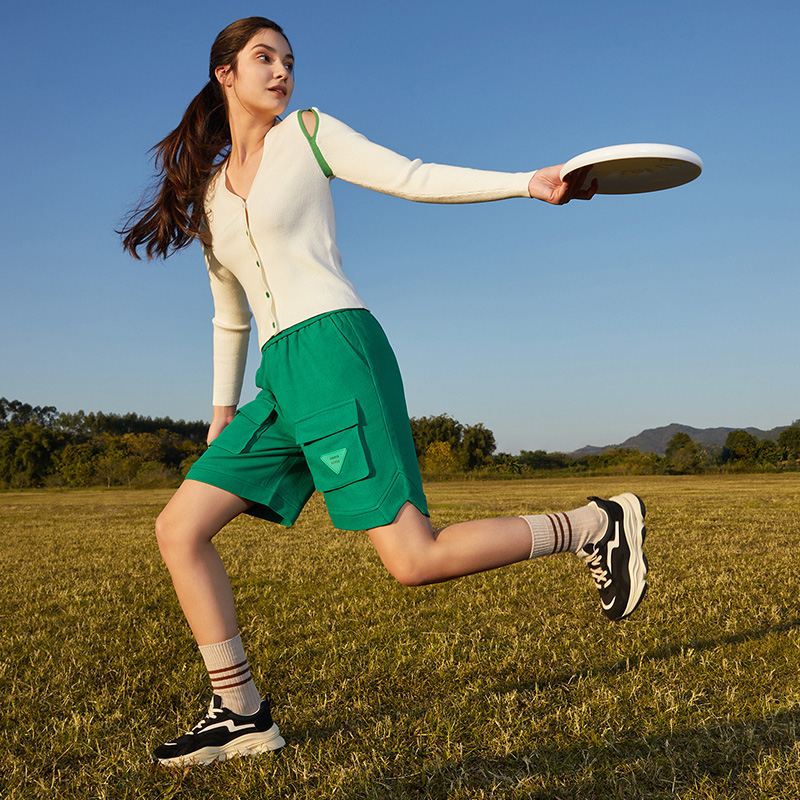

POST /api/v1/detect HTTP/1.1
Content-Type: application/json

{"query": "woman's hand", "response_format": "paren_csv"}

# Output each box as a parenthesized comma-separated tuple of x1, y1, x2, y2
(207, 405, 237, 445)
(528, 165, 597, 205)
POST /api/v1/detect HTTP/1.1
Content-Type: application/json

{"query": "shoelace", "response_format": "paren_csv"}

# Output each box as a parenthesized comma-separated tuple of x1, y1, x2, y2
(583, 548, 612, 590)
(190, 704, 226, 734)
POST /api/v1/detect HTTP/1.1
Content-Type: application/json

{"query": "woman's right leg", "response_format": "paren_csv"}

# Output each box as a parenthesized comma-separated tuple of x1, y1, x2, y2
(152, 479, 285, 766)
(155, 478, 252, 645)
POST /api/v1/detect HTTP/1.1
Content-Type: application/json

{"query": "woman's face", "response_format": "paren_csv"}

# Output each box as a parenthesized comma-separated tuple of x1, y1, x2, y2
(217, 28, 294, 120)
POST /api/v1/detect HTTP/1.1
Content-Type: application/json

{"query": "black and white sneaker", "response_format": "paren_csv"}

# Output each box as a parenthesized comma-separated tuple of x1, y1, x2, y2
(152, 695, 285, 767)
(579, 493, 648, 621)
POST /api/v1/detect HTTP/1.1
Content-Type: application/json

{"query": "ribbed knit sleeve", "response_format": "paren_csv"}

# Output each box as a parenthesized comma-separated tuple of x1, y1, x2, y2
(205, 247, 251, 407)
(201, 111, 540, 408)
(313, 111, 535, 203)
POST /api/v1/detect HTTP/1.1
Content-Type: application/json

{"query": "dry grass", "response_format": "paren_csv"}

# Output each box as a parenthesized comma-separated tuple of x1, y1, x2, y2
(2, 474, 800, 798)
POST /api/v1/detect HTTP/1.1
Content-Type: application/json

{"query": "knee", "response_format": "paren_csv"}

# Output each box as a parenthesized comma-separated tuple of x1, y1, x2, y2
(154, 510, 174, 558)
(369, 503, 442, 586)
(382, 554, 431, 587)
(391, 568, 424, 588)
(154, 508, 196, 562)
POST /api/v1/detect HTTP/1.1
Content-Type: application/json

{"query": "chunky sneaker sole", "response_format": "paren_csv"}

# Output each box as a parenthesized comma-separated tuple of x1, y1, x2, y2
(152, 695, 285, 767)
(155, 727, 285, 766)
(581, 493, 648, 621)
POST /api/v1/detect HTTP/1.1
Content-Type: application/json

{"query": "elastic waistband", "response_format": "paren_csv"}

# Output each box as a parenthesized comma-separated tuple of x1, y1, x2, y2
(262, 308, 371, 351)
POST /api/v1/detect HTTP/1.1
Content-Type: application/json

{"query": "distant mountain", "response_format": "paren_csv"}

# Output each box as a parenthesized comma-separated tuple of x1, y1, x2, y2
(573, 422, 793, 457)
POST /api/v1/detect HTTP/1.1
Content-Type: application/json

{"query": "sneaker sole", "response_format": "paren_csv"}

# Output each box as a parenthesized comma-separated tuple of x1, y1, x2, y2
(155, 723, 286, 767)
(610, 492, 648, 619)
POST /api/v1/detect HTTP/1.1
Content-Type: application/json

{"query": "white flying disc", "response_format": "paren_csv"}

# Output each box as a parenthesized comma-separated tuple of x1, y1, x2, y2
(560, 143, 703, 194)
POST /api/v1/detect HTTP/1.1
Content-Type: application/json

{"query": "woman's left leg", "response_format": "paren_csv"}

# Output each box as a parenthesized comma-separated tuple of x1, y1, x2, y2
(368, 496, 648, 621)
(368, 502, 533, 586)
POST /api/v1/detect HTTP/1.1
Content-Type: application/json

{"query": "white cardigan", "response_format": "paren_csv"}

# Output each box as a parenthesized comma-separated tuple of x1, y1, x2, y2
(204, 109, 535, 406)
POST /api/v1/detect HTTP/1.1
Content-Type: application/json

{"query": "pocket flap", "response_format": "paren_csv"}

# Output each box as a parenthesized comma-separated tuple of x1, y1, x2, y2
(295, 398, 359, 444)
(237, 395, 276, 425)
(210, 395, 276, 454)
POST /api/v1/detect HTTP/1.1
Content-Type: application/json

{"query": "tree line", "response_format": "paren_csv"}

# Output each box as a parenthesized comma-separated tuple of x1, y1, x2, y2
(504, 425, 800, 477)
(0, 398, 206, 489)
(2, 398, 799, 489)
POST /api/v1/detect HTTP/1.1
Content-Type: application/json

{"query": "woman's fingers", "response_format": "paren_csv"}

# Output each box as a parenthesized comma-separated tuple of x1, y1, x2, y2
(561, 165, 597, 203)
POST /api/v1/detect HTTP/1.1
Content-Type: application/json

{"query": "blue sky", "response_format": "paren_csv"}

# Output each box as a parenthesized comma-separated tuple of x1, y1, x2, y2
(2, 0, 798, 453)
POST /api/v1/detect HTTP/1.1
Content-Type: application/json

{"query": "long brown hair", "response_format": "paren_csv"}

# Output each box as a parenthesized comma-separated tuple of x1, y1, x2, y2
(120, 17, 289, 259)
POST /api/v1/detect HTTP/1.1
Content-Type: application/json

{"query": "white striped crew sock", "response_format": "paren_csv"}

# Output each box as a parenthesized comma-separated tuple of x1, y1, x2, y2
(198, 633, 262, 716)
(520, 503, 608, 559)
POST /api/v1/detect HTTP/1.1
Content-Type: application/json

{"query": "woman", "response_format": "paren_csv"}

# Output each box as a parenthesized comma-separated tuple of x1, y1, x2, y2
(121, 17, 648, 767)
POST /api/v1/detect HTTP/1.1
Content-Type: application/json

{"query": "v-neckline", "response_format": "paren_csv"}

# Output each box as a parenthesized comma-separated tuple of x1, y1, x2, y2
(222, 120, 280, 202)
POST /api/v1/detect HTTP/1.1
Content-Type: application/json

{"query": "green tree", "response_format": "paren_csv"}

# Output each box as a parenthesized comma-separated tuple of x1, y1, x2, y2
(409, 414, 463, 456)
(420, 441, 457, 473)
(518, 449, 571, 470)
(1, 398, 208, 488)
(0, 423, 64, 487)
(723, 430, 759, 463)
(665, 432, 701, 474)
(778, 426, 800, 461)
(56, 442, 98, 487)
(572, 448, 663, 475)
(94, 435, 142, 487)
(665, 432, 694, 458)
(755, 438, 780, 467)
(54, 408, 207, 443)
(487, 453, 525, 475)
(409, 415, 497, 472)
(0, 398, 58, 430)
(458, 423, 496, 470)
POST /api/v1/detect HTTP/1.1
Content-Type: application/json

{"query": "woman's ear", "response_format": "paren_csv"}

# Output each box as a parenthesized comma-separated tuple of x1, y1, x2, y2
(215, 65, 232, 87)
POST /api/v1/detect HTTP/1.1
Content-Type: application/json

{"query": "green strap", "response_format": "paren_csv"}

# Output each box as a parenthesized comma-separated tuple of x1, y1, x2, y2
(297, 109, 333, 179)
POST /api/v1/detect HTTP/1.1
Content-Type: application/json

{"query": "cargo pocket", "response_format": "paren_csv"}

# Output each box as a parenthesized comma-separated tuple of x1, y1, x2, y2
(295, 398, 369, 492)
(210, 396, 276, 454)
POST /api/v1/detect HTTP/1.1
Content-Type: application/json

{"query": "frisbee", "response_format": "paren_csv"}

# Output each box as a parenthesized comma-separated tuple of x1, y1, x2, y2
(560, 143, 703, 194)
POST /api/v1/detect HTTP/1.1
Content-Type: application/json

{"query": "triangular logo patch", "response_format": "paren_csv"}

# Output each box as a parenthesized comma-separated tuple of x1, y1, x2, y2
(320, 448, 347, 474)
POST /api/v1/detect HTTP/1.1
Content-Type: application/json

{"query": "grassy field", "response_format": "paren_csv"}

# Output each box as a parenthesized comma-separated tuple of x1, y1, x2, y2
(3, 475, 800, 799)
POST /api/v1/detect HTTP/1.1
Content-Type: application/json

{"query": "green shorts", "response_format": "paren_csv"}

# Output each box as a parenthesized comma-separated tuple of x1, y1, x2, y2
(187, 309, 428, 530)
